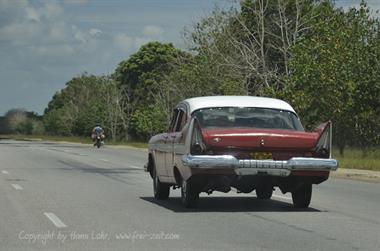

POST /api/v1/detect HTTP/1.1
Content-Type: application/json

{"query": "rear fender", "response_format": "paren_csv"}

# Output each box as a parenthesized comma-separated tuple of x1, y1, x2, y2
(178, 118, 200, 181)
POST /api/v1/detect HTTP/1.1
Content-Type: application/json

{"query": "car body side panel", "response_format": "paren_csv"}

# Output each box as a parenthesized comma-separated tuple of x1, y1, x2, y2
(172, 118, 195, 181)
(148, 133, 169, 178)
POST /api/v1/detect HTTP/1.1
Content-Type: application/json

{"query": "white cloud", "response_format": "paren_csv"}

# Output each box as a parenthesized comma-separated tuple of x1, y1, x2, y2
(0, 0, 220, 115)
(48, 22, 68, 42)
(63, 0, 89, 5)
(25, 6, 40, 22)
(71, 26, 103, 44)
(114, 33, 134, 53)
(0, 0, 29, 27)
(0, 0, 110, 72)
(134, 37, 152, 48)
(0, 1, 67, 44)
(32, 44, 75, 57)
(0, 21, 41, 45)
(0, 0, 28, 8)
(142, 25, 164, 37)
(39, 1, 63, 19)
(74, 29, 87, 43)
(89, 28, 102, 37)
(113, 33, 159, 53)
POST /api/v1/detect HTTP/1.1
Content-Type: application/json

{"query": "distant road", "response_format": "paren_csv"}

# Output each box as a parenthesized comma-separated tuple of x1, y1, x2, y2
(1, 140, 379, 251)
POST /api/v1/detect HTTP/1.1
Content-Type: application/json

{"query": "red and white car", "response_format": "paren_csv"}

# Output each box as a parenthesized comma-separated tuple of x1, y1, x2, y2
(146, 96, 338, 208)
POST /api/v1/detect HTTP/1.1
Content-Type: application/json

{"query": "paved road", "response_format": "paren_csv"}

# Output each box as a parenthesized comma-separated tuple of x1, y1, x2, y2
(1, 140, 379, 251)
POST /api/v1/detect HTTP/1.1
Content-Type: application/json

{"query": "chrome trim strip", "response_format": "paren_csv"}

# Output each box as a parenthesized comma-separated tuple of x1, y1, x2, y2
(182, 155, 238, 168)
(182, 155, 338, 176)
(235, 168, 291, 176)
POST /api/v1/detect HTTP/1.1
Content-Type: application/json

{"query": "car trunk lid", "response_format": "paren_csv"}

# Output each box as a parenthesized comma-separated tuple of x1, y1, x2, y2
(202, 128, 319, 151)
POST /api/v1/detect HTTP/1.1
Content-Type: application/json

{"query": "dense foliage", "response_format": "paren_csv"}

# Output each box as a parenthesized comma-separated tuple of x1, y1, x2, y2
(1, 109, 43, 135)
(43, 75, 126, 140)
(279, 2, 380, 154)
(23, 0, 380, 153)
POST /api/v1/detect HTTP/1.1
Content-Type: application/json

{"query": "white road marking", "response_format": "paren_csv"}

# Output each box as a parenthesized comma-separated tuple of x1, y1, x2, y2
(272, 195, 291, 201)
(44, 212, 67, 228)
(99, 159, 110, 162)
(78, 153, 88, 156)
(11, 184, 23, 190)
(2, 170, 9, 174)
(130, 165, 143, 169)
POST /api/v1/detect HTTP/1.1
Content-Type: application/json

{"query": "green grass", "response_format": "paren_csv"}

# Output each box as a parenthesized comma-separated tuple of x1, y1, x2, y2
(333, 148, 380, 171)
(0, 134, 148, 149)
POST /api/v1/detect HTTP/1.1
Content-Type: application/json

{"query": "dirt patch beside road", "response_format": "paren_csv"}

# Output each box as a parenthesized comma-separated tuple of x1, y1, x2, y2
(331, 168, 380, 183)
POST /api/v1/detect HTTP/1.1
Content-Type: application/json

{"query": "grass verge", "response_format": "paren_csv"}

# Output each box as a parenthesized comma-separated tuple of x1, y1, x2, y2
(333, 148, 380, 172)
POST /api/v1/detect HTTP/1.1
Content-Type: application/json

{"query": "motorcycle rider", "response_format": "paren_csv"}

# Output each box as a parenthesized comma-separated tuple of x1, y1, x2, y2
(91, 124, 105, 146)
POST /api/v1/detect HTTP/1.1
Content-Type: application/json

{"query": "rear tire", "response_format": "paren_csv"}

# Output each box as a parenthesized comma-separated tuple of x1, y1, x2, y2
(153, 167, 170, 200)
(181, 179, 199, 208)
(256, 184, 273, 199)
(292, 183, 312, 208)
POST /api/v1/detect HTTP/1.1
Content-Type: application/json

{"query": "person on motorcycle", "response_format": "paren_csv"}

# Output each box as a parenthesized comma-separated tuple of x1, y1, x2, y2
(91, 124, 105, 146)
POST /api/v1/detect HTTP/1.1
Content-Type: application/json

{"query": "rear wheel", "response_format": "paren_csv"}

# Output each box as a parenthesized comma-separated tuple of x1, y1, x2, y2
(256, 184, 273, 199)
(292, 183, 312, 208)
(181, 179, 199, 208)
(153, 167, 170, 200)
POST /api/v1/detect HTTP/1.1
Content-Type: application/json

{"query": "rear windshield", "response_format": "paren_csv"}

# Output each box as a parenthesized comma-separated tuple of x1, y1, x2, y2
(193, 107, 304, 131)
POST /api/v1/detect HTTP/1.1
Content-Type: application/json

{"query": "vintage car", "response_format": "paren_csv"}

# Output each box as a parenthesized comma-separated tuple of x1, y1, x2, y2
(146, 96, 338, 208)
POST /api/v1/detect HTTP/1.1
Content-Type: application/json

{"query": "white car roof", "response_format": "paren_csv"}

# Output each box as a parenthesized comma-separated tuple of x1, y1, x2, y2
(183, 96, 296, 114)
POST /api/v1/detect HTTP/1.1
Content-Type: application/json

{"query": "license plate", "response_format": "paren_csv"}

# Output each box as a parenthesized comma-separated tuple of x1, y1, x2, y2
(250, 152, 272, 160)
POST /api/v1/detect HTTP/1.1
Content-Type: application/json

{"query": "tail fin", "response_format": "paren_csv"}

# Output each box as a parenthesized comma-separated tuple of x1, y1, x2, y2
(314, 121, 332, 158)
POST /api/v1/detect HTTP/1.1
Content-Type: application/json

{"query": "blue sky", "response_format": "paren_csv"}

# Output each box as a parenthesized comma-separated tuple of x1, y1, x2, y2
(0, 0, 379, 115)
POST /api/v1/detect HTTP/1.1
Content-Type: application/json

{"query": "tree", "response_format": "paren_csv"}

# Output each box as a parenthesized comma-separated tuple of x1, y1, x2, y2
(44, 107, 75, 136)
(132, 105, 167, 140)
(114, 42, 182, 108)
(348, 3, 380, 153)
(98, 76, 130, 141)
(185, 0, 317, 96)
(281, 1, 380, 154)
(43, 74, 107, 136)
(4, 109, 28, 133)
(3, 109, 44, 135)
(114, 42, 184, 139)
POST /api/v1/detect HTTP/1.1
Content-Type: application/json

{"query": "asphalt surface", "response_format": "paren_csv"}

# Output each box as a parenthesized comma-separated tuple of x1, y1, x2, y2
(0, 140, 379, 251)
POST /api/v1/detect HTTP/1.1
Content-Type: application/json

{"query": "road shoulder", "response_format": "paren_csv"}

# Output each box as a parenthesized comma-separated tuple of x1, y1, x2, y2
(331, 168, 380, 183)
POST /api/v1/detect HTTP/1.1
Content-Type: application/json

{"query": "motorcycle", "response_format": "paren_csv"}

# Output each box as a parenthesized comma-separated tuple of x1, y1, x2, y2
(93, 133, 105, 148)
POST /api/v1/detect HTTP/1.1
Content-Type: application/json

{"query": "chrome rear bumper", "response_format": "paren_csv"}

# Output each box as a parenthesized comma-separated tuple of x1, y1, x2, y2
(182, 155, 338, 177)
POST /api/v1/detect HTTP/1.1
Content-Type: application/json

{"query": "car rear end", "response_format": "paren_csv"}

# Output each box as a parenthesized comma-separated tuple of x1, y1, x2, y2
(181, 106, 338, 208)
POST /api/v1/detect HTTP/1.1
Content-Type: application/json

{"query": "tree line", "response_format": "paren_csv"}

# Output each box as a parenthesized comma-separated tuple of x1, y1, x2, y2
(0, 109, 43, 135)
(2, 0, 380, 155)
